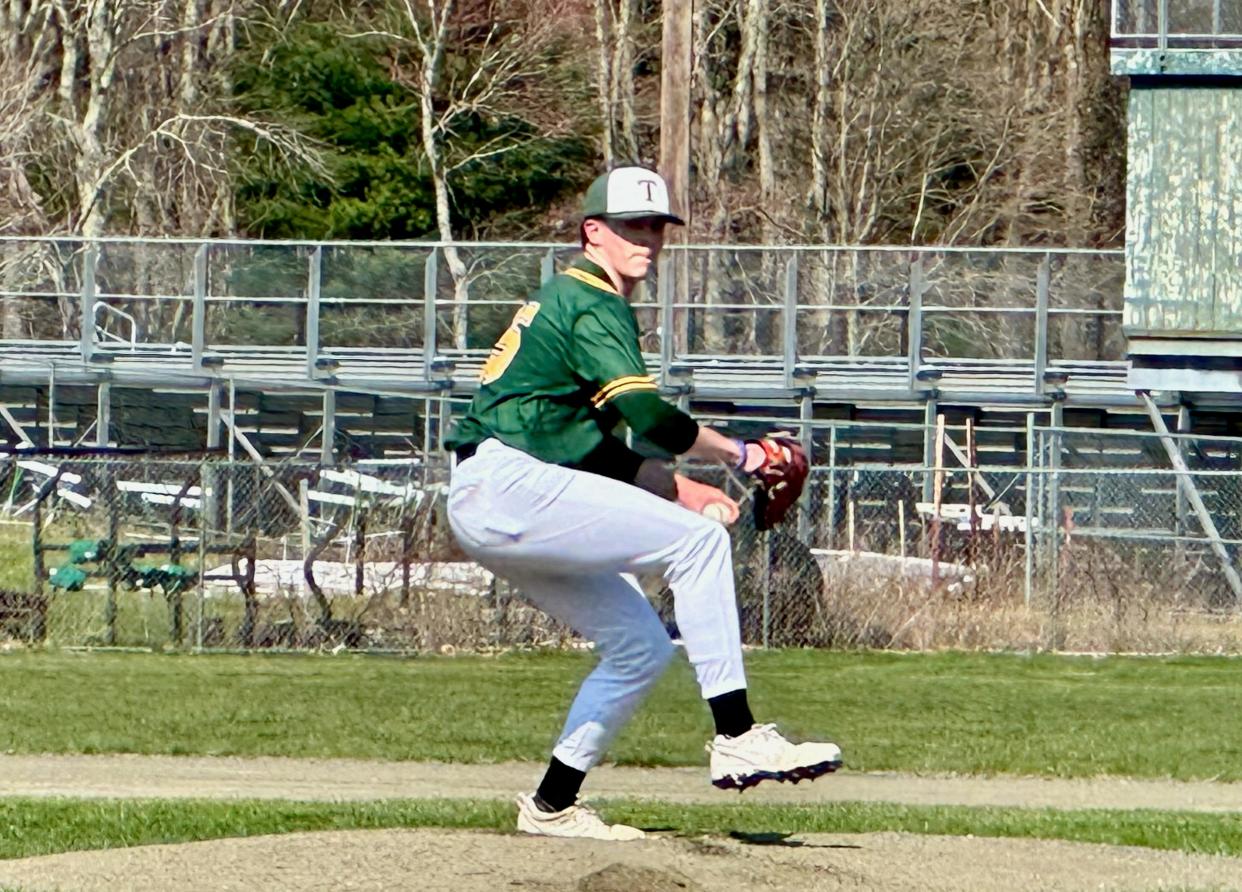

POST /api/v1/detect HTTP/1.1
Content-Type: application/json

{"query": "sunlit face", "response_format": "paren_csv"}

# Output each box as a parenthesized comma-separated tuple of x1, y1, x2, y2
(582, 216, 668, 287)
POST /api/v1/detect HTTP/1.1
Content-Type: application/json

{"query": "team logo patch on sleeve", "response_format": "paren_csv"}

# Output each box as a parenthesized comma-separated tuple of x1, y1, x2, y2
(591, 375, 658, 408)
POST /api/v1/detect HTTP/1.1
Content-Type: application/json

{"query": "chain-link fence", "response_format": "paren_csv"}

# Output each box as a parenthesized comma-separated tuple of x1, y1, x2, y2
(0, 453, 550, 653)
(4, 421, 1242, 654)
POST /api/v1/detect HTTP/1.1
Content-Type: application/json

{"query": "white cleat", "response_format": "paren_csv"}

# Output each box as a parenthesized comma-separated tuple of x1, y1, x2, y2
(707, 723, 843, 792)
(515, 792, 646, 841)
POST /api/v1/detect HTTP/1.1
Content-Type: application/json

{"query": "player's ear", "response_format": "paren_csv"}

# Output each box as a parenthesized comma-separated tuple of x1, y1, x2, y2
(581, 217, 608, 247)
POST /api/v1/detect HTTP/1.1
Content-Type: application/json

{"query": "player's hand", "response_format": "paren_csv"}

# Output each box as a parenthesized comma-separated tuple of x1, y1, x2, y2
(674, 474, 739, 524)
(743, 436, 809, 530)
(738, 436, 795, 475)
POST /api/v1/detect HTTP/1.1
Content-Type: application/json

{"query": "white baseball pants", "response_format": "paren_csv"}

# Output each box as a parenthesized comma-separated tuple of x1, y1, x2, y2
(447, 438, 747, 772)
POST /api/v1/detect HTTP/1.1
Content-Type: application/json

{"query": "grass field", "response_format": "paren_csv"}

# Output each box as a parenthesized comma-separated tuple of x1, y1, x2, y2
(3, 649, 1242, 778)
(3, 648, 1242, 865)
(3, 798, 1242, 861)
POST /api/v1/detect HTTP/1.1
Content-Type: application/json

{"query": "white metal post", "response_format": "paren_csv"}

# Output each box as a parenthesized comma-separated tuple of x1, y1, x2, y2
(658, 253, 674, 384)
(826, 425, 837, 551)
(320, 389, 336, 466)
(1024, 412, 1035, 607)
(423, 249, 438, 382)
(798, 392, 813, 543)
(95, 381, 110, 447)
(205, 383, 221, 529)
(1034, 253, 1051, 395)
(192, 243, 208, 369)
(305, 246, 323, 379)
(907, 257, 924, 391)
(46, 366, 56, 447)
(783, 252, 799, 389)
(80, 243, 98, 364)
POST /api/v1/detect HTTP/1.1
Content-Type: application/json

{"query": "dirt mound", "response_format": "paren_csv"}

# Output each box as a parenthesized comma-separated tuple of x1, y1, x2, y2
(577, 862, 700, 892)
(2, 828, 1242, 892)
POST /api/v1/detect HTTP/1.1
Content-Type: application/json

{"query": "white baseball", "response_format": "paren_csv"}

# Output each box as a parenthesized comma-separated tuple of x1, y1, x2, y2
(701, 502, 731, 522)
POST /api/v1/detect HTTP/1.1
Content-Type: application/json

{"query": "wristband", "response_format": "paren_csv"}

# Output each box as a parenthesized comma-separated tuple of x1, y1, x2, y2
(733, 438, 749, 469)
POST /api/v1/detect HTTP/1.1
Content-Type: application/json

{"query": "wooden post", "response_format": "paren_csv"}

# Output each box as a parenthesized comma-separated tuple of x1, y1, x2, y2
(659, 1, 691, 228)
(966, 417, 979, 565)
(660, 0, 691, 369)
(898, 500, 906, 558)
(847, 500, 856, 553)
(355, 510, 366, 597)
(299, 478, 311, 602)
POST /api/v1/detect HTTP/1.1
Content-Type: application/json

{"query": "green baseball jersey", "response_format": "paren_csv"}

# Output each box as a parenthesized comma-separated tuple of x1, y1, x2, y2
(447, 258, 660, 466)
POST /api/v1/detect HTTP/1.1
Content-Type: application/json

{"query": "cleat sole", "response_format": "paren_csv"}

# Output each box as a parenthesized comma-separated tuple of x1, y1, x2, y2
(711, 759, 842, 792)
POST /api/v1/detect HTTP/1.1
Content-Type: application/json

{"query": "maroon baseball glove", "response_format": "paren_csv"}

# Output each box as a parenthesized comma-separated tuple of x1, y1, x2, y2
(747, 437, 809, 530)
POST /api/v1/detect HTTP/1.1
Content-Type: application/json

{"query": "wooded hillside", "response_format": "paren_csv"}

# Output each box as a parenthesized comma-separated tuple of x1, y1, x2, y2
(0, 1, 1126, 247)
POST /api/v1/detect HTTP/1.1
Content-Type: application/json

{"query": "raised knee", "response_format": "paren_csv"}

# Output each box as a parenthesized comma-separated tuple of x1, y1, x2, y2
(635, 632, 676, 672)
(649, 634, 676, 669)
(609, 631, 676, 678)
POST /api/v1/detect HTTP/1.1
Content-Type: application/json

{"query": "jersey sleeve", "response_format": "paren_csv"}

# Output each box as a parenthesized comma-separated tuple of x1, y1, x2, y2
(570, 299, 659, 408)
(570, 298, 699, 455)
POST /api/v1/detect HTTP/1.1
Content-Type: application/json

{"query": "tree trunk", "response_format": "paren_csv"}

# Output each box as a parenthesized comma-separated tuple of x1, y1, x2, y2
(808, 0, 833, 229)
(614, 0, 637, 160)
(752, 0, 773, 354)
(593, 0, 614, 164)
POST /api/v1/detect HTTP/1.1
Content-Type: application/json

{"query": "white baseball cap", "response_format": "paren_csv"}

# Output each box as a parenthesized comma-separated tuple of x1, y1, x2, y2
(581, 166, 685, 225)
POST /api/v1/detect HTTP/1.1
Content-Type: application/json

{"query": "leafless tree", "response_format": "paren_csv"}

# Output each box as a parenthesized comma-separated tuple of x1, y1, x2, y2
(593, 0, 641, 165)
(0, 1, 1126, 354)
(0, 0, 328, 342)
(666, 0, 1125, 357)
(1, 1, 324, 238)
(394, 0, 592, 348)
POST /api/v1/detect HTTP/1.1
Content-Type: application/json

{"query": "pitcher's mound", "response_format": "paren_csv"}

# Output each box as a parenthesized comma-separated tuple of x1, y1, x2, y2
(1, 828, 1241, 891)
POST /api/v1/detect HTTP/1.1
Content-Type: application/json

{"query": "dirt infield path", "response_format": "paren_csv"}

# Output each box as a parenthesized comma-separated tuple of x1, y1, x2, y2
(4, 754, 1242, 891)
(3, 752, 1242, 812)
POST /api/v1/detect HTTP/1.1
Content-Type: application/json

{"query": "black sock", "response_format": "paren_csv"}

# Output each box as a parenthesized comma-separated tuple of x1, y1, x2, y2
(708, 688, 755, 738)
(534, 757, 585, 812)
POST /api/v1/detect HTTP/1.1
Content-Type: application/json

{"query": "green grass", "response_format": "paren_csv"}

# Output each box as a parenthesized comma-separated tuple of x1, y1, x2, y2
(1, 796, 1241, 861)
(0, 527, 32, 591)
(3, 650, 1242, 780)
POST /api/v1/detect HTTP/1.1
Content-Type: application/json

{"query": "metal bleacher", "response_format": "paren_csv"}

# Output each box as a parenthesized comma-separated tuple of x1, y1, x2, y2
(0, 236, 1213, 461)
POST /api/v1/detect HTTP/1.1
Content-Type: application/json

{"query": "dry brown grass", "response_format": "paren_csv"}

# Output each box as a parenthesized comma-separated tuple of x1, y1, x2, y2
(344, 529, 1242, 656)
(794, 541, 1242, 654)
(14, 490, 1242, 655)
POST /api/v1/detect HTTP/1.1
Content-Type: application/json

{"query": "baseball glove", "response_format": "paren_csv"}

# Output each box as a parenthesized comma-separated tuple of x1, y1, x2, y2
(747, 437, 809, 530)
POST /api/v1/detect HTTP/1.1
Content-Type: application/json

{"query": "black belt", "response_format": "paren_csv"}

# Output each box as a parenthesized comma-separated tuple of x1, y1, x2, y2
(454, 442, 479, 464)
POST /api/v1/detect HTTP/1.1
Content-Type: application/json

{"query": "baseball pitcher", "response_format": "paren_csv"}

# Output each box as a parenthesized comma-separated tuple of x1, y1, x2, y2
(446, 166, 840, 841)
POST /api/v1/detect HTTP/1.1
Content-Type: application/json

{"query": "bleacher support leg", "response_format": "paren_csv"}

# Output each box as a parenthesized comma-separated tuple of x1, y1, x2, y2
(1141, 392, 1242, 603)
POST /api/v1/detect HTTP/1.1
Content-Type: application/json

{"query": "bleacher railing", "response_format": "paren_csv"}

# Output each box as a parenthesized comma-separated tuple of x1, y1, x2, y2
(0, 237, 1125, 400)
(1111, 0, 1242, 46)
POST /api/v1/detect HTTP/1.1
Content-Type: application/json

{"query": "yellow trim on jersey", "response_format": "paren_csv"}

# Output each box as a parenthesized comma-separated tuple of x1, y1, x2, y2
(591, 375, 654, 404)
(564, 267, 619, 295)
(591, 375, 658, 408)
(599, 380, 659, 404)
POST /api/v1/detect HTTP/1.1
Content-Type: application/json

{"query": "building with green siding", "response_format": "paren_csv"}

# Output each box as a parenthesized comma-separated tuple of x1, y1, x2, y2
(1112, 0, 1242, 393)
